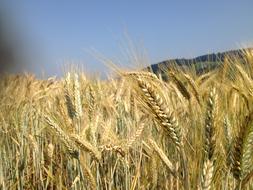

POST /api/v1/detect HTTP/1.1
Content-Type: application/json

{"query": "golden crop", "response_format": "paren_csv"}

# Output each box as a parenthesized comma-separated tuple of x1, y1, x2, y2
(1, 49, 253, 189)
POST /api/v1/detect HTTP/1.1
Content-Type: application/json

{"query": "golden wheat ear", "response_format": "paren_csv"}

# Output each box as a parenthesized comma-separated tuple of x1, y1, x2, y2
(135, 76, 182, 150)
(183, 73, 202, 105)
(126, 73, 190, 190)
(201, 88, 217, 190)
(43, 115, 79, 158)
(231, 113, 253, 189)
(64, 72, 76, 120)
(64, 72, 83, 120)
(168, 71, 191, 100)
(69, 134, 101, 162)
(79, 154, 97, 190)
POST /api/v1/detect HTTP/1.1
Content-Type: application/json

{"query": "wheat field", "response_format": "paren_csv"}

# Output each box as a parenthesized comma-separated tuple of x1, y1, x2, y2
(1, 49, 253, 190)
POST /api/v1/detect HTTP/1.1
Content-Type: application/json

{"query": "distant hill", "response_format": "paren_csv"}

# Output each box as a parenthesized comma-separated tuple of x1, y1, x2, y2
(149, 48, 253, 76)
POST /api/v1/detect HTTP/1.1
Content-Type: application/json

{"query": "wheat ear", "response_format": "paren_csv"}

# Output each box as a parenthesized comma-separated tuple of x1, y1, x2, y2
(232, 113, 253, 190)
(201, 88, 217, 190)
(73, 73, 82, 120)
(232, 114, 253, 180)
(183, 73, 201, 104)
(148, 138, 176, 177)
(79, 155, 97, 190)
(201, 160, 214, 190)
(131, 75, 189, 190)
(126, 123, 145, 148)
(203, 88, 217, 160)
(169, 72, 191, 100)
(64, 73, 76, 119)
(134, 76, 182, 150)
(69, 134, 101, 162)
(44, 115, 79, 158)
(235, 64, 253, 96)
(88, 84, 95, 121)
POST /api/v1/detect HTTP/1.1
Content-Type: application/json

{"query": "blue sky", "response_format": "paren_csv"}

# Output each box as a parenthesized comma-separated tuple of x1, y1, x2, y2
(1, 0, 253, 77)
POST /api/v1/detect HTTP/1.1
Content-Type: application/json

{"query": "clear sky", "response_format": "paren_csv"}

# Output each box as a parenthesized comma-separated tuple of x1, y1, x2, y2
(1, 0, 253, 77)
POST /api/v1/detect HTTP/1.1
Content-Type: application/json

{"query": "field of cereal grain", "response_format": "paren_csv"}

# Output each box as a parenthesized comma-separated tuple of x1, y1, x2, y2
(1, 49, 253, 189)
